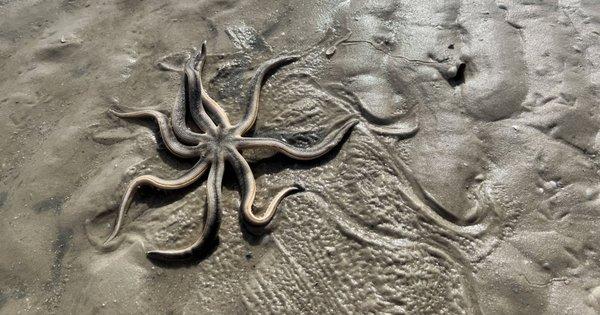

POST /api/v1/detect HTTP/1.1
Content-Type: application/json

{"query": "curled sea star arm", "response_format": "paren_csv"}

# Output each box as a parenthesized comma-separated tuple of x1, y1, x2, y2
(235, 55, 300, 135)
(170, 77, 205, 144)
(193, 42, 231, 127)
(226, 148, 301, 226)
(146, 154, 224, 260)
(237, 115, 359, 160)
(104, 159, 211, 244)
(109, 109, 202, 158)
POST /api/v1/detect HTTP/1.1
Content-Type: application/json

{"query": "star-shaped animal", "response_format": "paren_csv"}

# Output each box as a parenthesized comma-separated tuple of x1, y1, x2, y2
(105, 41, 358, 260)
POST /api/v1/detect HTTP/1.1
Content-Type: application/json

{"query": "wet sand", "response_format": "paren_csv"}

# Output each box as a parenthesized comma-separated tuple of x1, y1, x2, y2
(1, 0, 600, 313)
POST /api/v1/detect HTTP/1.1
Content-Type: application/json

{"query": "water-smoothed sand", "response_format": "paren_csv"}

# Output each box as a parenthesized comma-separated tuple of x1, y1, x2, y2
(2, 0, 600, 313)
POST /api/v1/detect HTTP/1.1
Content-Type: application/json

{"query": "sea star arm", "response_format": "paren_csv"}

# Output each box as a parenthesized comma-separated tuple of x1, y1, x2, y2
(184, 47, 219, 133)
(170, 78, 206, 144)
(104, 159, 211, 244)
(234, 55, 300, 135)
(109, 108, 203, 158)
(227, 148, 301, 227)
(146, 154, 224, 260)
(367, 121, 420, 137)
(237, 115, 358, 160)
(193, 42, 232, 128)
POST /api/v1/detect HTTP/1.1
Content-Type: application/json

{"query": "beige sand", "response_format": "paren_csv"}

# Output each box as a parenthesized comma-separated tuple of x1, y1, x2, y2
(1, 0, 600, 313)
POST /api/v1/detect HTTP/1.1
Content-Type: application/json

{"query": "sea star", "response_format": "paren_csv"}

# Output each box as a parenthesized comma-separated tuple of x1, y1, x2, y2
(105, 42, 358, 260)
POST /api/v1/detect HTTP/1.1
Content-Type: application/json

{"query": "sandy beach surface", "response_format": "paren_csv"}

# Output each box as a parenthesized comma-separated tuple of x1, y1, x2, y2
(2, 0, 600, 313)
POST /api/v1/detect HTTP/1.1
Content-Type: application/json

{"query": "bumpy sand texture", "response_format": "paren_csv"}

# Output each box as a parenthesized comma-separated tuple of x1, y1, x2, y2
(1, 0, 600, 314)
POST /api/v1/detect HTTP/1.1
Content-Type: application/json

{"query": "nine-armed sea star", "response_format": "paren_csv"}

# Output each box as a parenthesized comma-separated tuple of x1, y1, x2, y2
(105, 41, 358, 260)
